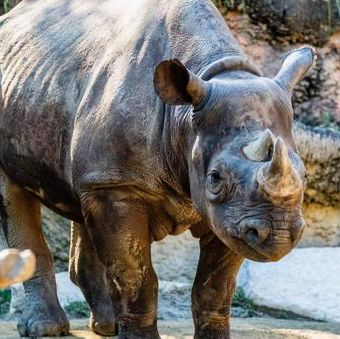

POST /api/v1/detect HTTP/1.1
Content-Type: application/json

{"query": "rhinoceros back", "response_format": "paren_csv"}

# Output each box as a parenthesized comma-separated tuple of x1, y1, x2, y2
(0, 0, 243, 219)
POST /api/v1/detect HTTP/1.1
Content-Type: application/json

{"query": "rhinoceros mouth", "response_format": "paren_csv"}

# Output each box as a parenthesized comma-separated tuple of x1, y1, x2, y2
(212, 220, 295, 262)
(229, 232, 293, 262)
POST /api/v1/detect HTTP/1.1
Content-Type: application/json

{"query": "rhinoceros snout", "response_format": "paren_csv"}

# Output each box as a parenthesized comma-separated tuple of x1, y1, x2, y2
(231, 215, 305, 261)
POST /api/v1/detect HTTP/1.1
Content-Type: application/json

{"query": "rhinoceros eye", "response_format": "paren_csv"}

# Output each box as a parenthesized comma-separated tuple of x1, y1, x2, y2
(207, 170, 223, 194)
(210, 171, 221, 184)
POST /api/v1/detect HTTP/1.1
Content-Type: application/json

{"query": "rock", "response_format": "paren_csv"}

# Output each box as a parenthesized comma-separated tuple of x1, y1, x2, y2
(300, 203, 340, 247)
(55, 272, 85, 307)
(152, 232, 199, 320)
(329, 32, 340, 49)
(237, 247, 340, 323)
(42, 207, 71, 272)
(243, 0, 340, 46)
(9, 282, 25, 315)
(158, 281, 192, 320)
(152, 231, 199, 284)
(10, 272, 85, 314)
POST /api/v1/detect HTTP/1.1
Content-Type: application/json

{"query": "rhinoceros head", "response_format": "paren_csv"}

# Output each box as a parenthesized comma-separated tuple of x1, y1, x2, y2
(154, 47, 317, 262)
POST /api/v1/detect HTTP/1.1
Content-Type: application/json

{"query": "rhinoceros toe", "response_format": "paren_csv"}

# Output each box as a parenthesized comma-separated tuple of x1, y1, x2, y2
(17, 301, 69, 337)
(89, 312, 117, 336)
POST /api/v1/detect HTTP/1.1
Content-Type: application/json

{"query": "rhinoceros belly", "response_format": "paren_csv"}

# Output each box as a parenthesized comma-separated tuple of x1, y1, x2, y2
(0, 98, 82, 222)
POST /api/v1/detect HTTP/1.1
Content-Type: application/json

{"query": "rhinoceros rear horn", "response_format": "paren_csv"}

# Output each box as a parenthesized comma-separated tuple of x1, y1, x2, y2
(275, 46, 318, 93)
(154, 59, 209, 107)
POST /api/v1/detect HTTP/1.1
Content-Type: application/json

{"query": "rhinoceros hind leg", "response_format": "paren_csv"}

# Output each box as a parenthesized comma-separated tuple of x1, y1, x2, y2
(69, 221, 117, 336)
(0, 173, 69, 337)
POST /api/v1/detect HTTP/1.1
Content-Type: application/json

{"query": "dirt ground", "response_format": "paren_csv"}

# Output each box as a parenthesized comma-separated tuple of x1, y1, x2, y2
(1, 318, 340, 339)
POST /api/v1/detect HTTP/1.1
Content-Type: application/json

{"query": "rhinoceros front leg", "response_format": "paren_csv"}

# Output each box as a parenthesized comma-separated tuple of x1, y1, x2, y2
(69, 221, 117, 336)
(81, 190, 159, 339)
(192, 232, 244, 339)
(0, 175, 69, 337)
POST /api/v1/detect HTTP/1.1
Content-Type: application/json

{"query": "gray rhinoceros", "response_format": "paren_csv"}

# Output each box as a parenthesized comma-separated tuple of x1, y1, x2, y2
(0, 0, 315, 338)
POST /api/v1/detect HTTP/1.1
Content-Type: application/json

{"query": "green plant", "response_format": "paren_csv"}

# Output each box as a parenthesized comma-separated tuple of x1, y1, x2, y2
(320, 111, 340, 130)
(232, 287, 256, 311)
(3, 0, 9, 13)
(65, 301, 90, 319)
(0, 288, 11, 317)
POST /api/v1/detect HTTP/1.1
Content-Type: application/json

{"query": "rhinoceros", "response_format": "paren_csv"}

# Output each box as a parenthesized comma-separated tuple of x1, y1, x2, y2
(0, 0, 316, 337)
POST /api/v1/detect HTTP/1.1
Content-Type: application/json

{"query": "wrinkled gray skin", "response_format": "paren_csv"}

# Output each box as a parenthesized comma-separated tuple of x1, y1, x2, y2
(0, 0, 316, 338)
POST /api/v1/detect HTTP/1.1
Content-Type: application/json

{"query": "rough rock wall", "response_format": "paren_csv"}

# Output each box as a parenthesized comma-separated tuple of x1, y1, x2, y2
(293, 123, 340, 246)
(218, 0, 340, 45)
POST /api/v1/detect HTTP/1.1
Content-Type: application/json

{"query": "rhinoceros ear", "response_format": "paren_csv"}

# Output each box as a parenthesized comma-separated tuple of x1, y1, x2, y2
(154, 59, 209, 107)
(275, 46, 318, 93)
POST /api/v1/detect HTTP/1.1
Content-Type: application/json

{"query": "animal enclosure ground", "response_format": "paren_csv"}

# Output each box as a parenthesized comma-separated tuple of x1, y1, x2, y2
(2, 318, 340, 338)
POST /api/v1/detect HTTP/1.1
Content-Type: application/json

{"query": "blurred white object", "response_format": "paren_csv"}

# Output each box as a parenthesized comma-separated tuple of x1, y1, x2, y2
(0, 249, 36, 288)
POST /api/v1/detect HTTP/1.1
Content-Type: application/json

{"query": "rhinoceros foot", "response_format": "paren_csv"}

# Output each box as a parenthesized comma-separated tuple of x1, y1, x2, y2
(118, 324, 160, 339)
(194, 328, 230, 339)
(89, 311, 117, 336)
(17, 297, 69, 337)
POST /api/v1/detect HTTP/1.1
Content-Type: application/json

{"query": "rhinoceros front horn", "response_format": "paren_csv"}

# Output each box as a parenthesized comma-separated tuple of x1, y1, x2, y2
(256, 138, 303, 205)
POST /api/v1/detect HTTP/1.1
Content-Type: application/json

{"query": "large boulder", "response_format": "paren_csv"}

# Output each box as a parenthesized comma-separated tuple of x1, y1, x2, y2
(237, 247, 340, 323)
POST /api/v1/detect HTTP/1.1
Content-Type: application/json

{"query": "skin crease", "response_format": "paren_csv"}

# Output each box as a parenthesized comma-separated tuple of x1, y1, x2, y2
(0, 0, 316, 338)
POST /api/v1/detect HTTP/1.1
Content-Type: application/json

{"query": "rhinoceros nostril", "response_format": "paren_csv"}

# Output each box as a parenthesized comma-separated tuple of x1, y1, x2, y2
(246, 228, 260, 243)
(243, 223, 270, 245)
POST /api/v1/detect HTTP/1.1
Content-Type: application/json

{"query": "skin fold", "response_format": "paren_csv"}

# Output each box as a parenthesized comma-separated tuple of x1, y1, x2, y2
(0, 0, 316, 337)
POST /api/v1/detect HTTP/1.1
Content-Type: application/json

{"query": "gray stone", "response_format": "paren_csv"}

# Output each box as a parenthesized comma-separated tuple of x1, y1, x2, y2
(238, 247, 340, 323)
